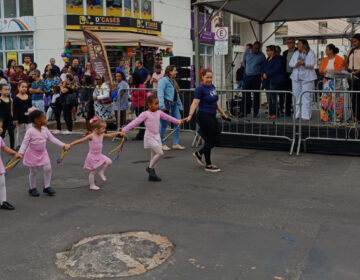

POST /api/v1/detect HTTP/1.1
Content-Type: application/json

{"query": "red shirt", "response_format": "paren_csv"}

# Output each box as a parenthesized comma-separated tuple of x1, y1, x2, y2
(131, 84, 147, 108)
(10, 73, 29, 96)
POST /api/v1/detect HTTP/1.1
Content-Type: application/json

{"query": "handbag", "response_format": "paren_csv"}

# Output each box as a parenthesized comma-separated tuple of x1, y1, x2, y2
(98, 87, 112, 105)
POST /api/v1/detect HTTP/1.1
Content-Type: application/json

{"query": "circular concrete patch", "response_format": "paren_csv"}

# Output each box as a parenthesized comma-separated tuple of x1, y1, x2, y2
(56, 232, 174, 278)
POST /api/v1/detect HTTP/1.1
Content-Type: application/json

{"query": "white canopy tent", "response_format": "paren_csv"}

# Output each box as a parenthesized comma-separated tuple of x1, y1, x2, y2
(193, 0, 360, 85)
(196, 0, 360, 23)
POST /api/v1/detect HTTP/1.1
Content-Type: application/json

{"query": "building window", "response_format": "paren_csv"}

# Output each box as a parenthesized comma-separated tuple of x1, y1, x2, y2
(141, 0, 151, 19)
(124, 0, 132, 17)
(66, 0, 152, 18)
(3, 0, 33, 18)
(106, 0, 122, 16)
(66, 0, 84, 15)
(200, 44, 213, 70)
(4, 0, 17, 18)
(19, 0, 33, 17)
(0, 34, 34, 69)
(5, 36, 18, 50)
(20, 35, 33, 50)
(87, 0, 104, 16)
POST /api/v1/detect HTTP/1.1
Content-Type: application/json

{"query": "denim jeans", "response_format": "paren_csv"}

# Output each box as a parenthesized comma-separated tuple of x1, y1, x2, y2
(32, 99, 45, 112)
(160, 102, 181, 145)
(269, 83, 281, 116)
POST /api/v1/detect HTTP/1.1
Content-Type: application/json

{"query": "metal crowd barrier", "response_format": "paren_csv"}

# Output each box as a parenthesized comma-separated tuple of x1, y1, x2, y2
(217, 89, 297, 155)
(295, 90, 360, 155)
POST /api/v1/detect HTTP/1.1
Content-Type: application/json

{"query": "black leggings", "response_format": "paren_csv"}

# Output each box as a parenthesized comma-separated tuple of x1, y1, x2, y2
(62, 104, 73, 132)
(54, 105, 62, 131)
(197, 112, 219, 166)
(134, 107, 145, 139)
(1, 120, 14, 149)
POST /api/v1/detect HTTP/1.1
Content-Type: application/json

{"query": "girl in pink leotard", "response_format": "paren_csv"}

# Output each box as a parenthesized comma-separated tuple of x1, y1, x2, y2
(19, 109, 71, 197)
(122, 95, 184, 182)
(70, 117, 124, 190)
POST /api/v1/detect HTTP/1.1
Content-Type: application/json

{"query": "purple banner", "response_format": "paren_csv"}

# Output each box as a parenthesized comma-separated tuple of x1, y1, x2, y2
(191, 12, 215, 44)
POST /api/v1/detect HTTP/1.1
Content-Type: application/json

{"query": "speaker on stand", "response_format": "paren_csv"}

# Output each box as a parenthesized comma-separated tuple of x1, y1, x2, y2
(170, 56, 195, 130)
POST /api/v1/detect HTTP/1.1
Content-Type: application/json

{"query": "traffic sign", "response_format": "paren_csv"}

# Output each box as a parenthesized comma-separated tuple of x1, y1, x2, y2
(215, 27, 228, 41)
(215, 27, 228, 55)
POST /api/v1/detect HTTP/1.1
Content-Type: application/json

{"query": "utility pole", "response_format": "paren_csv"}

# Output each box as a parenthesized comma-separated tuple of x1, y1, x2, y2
(194, 3, 200, 87)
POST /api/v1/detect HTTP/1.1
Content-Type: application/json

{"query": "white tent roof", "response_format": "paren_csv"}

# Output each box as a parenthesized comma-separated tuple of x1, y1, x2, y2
(198, 0, 360, 23)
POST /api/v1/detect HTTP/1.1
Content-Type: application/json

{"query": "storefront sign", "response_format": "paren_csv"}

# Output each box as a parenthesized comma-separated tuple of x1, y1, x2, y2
(67, 15, 161, 35)
(83, 29, 113, 85)
(191, 12, 215, 44)
(0, 16, 35, 33)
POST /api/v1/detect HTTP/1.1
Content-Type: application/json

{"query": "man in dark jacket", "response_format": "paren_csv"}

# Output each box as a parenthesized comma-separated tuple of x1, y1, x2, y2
(282, 38, 297, 116)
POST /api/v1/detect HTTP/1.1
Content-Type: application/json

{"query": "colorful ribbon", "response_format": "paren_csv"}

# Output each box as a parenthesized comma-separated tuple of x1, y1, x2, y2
(108, 137, 126, 162)
(4, 158, 21, 175)
(162, 127, 180, 142)
(56, 148, 69, 167)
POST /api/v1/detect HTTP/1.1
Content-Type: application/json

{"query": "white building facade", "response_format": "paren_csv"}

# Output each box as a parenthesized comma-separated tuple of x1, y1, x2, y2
(0, 0, 266, 89)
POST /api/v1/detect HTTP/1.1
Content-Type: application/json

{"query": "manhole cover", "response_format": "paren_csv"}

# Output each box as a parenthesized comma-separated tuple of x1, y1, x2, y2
(276, 156, 314, 166)
(52, 178, 89, 189)
(56, 231, 174, 278)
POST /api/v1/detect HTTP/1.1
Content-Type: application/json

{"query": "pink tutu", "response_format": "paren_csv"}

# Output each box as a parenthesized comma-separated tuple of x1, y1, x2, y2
(83, 134, 111, 170)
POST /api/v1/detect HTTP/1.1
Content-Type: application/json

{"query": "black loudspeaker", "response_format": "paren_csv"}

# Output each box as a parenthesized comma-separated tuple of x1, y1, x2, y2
(170, 56, 191, 68)
(181, 90, 196, 130)
(177, 68, 190, 79)
(177, 80, 191, 89)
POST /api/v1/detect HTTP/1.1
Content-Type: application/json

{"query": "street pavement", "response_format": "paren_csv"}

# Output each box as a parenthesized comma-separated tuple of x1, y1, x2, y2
(1, 131, 360, 280)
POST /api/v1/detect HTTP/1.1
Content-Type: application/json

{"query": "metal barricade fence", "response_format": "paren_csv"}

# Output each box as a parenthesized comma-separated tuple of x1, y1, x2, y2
(217, 89, 297, 155)
(116, 87, 297, 154)
(296, 90, 360, 155)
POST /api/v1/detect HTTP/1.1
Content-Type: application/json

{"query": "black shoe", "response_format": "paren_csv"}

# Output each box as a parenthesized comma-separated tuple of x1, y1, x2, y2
(1, 201, 15, 210)
(29, 188, 40, 197)
(43, 187, 56, 196)
(147, 168, 162, 182)
(205, 165, 221, 173)
(192, 152, 204, 166)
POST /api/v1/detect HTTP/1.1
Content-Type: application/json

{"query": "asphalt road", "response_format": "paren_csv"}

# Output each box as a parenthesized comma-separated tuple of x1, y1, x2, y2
(1, 131, 360, 280)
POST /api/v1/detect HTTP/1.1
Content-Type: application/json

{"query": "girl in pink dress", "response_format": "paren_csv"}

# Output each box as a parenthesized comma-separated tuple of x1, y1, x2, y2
(70, 117, 124, 191)
(0, 120, 22, 210)
(19, 109, 71, 197)
(122, 95, 184, 182)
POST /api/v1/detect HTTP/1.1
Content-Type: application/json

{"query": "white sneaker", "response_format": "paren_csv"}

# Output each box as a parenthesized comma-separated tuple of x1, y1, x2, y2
(53, 130, 62, 134)
(63, 130, 73, 135)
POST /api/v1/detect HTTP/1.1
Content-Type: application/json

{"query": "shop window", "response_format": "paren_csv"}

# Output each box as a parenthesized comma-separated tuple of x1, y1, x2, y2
(5, 36, 18, 51)
(141, 0, 152, 19)
(124, 0, 131, 17)
(133, 0, 140, 18)
(106, 0, 122, 16)
(4, 0, 16, 18)
(200, 44, 213, 70)
(0, 37, 3, 50)
(67, 0, 84, 15)
(20, 36, 33, 50)
(20, 0, 33, 17)
(87, 0, 104, 16)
